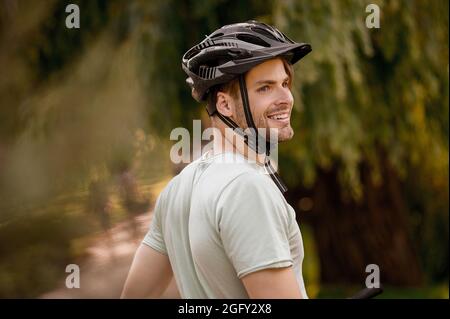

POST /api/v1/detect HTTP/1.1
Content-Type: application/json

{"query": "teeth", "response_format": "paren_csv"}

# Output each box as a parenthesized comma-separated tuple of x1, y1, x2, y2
(269, 113, 288, 120)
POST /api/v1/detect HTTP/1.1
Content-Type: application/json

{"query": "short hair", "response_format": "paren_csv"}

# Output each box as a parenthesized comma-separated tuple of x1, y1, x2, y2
(207, 58, 294, 117)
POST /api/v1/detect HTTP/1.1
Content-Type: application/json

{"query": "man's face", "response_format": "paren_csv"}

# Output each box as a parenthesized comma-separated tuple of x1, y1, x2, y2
(232, 58, 295, 142)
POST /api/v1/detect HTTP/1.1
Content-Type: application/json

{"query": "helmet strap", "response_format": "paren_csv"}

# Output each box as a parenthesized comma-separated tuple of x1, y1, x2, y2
(214, 75, 288, 194)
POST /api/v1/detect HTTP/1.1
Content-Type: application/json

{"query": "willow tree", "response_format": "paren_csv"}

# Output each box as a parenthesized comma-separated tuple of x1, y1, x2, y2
(274, 0, 448, 286)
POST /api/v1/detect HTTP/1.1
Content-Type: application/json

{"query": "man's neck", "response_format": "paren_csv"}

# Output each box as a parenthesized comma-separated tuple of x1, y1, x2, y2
(211, 125, 266, 165)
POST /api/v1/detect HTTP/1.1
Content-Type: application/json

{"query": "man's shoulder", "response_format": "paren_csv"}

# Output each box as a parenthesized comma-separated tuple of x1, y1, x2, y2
(223, 170, 279, 195)
(198, 159, 268, 195)
(156, 163, 195, 200)
(216, 170, 291, 223)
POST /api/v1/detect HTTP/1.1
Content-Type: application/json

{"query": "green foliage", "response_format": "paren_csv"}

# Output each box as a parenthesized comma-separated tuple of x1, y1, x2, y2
(274, 0, 448, 282)
(0, 209, 92, 297)
(0, 1, 169, 297)
(30, 0, 112, 79)
(317, 283, 449, 299)
(133, 0, 274, 135)
(275, 0, 448, 196)
(0, 0, 119, 143)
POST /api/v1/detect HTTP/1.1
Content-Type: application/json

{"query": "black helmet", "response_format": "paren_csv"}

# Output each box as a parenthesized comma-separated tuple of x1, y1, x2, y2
(182, 20, 311, 111)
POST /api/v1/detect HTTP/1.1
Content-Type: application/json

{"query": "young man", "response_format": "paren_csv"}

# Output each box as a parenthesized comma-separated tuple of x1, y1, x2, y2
(121, 20, 312, 299)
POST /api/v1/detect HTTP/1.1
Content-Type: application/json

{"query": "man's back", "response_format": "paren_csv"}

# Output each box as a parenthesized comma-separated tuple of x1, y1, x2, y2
(143, 151, 308, 298)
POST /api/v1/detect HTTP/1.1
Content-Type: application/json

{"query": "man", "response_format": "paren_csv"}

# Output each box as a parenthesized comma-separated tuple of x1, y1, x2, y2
(121, 20, 312, 299)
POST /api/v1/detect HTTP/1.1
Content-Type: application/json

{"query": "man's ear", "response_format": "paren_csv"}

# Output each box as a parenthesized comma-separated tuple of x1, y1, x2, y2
(216, 92, 234, 117)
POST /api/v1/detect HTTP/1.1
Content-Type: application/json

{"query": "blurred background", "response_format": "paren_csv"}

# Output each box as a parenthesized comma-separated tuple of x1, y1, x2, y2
(0, 0, 448, 298)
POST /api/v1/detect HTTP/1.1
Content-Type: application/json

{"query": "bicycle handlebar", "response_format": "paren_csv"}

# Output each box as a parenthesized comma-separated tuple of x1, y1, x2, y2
(347, 286, 383, 299)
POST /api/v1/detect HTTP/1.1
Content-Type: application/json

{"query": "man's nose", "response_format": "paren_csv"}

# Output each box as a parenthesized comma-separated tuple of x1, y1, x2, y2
(275, 86, 294, 106)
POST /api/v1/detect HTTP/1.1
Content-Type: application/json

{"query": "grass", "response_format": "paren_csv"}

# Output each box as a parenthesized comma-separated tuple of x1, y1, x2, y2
(299, 223, 449, 299)
(316, 284, 449, 299)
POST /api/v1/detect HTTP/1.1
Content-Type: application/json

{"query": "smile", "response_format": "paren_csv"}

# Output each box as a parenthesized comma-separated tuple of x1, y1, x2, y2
(268, 114, 289, 120)
(267, 112, 290, 124)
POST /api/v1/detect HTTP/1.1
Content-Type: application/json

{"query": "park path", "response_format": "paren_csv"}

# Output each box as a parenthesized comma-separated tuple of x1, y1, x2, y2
(40, 212, 179, 299)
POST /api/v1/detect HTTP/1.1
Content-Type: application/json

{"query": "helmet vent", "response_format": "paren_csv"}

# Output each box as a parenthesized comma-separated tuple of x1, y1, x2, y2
(236, 34, 270, 47)
(198, 66, 217, 79)
(221, 42, 237, 47)
(210, 32, 224, 38)
(196, 39, 215, 50)
(251, 26, 284, 41)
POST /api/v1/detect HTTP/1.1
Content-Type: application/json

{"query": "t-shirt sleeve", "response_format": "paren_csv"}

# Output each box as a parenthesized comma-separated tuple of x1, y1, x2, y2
(142, 192, 168, 255)
(217, 172, 293, 278)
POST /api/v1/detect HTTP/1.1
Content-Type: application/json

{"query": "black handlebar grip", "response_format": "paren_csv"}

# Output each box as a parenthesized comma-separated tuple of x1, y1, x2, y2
(348, 286, 383, 299)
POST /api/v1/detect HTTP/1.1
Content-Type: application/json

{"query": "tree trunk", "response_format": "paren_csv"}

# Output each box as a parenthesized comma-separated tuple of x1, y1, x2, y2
(286, 155, 424, 286)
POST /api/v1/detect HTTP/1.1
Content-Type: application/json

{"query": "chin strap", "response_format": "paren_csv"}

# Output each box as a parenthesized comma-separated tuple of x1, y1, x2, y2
(214, 75, 288, 194)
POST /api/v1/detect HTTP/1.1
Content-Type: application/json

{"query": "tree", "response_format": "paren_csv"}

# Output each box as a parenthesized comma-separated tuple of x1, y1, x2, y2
(274, 0, 448, 285)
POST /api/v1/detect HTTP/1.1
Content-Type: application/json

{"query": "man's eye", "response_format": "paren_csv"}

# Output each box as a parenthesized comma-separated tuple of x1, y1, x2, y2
(282, 81, 289, 88)
(257, 85, 270, 93)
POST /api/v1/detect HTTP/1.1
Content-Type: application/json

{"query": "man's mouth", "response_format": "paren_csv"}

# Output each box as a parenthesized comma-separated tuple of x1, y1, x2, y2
(267, 112, 290, 125)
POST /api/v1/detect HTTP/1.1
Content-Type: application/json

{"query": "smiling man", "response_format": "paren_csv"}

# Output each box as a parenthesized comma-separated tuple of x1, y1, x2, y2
(121, 20, 312, 299)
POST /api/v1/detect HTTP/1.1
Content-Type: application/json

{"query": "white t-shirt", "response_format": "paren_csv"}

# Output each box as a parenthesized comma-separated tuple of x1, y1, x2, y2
(143, 151, 308, 298)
